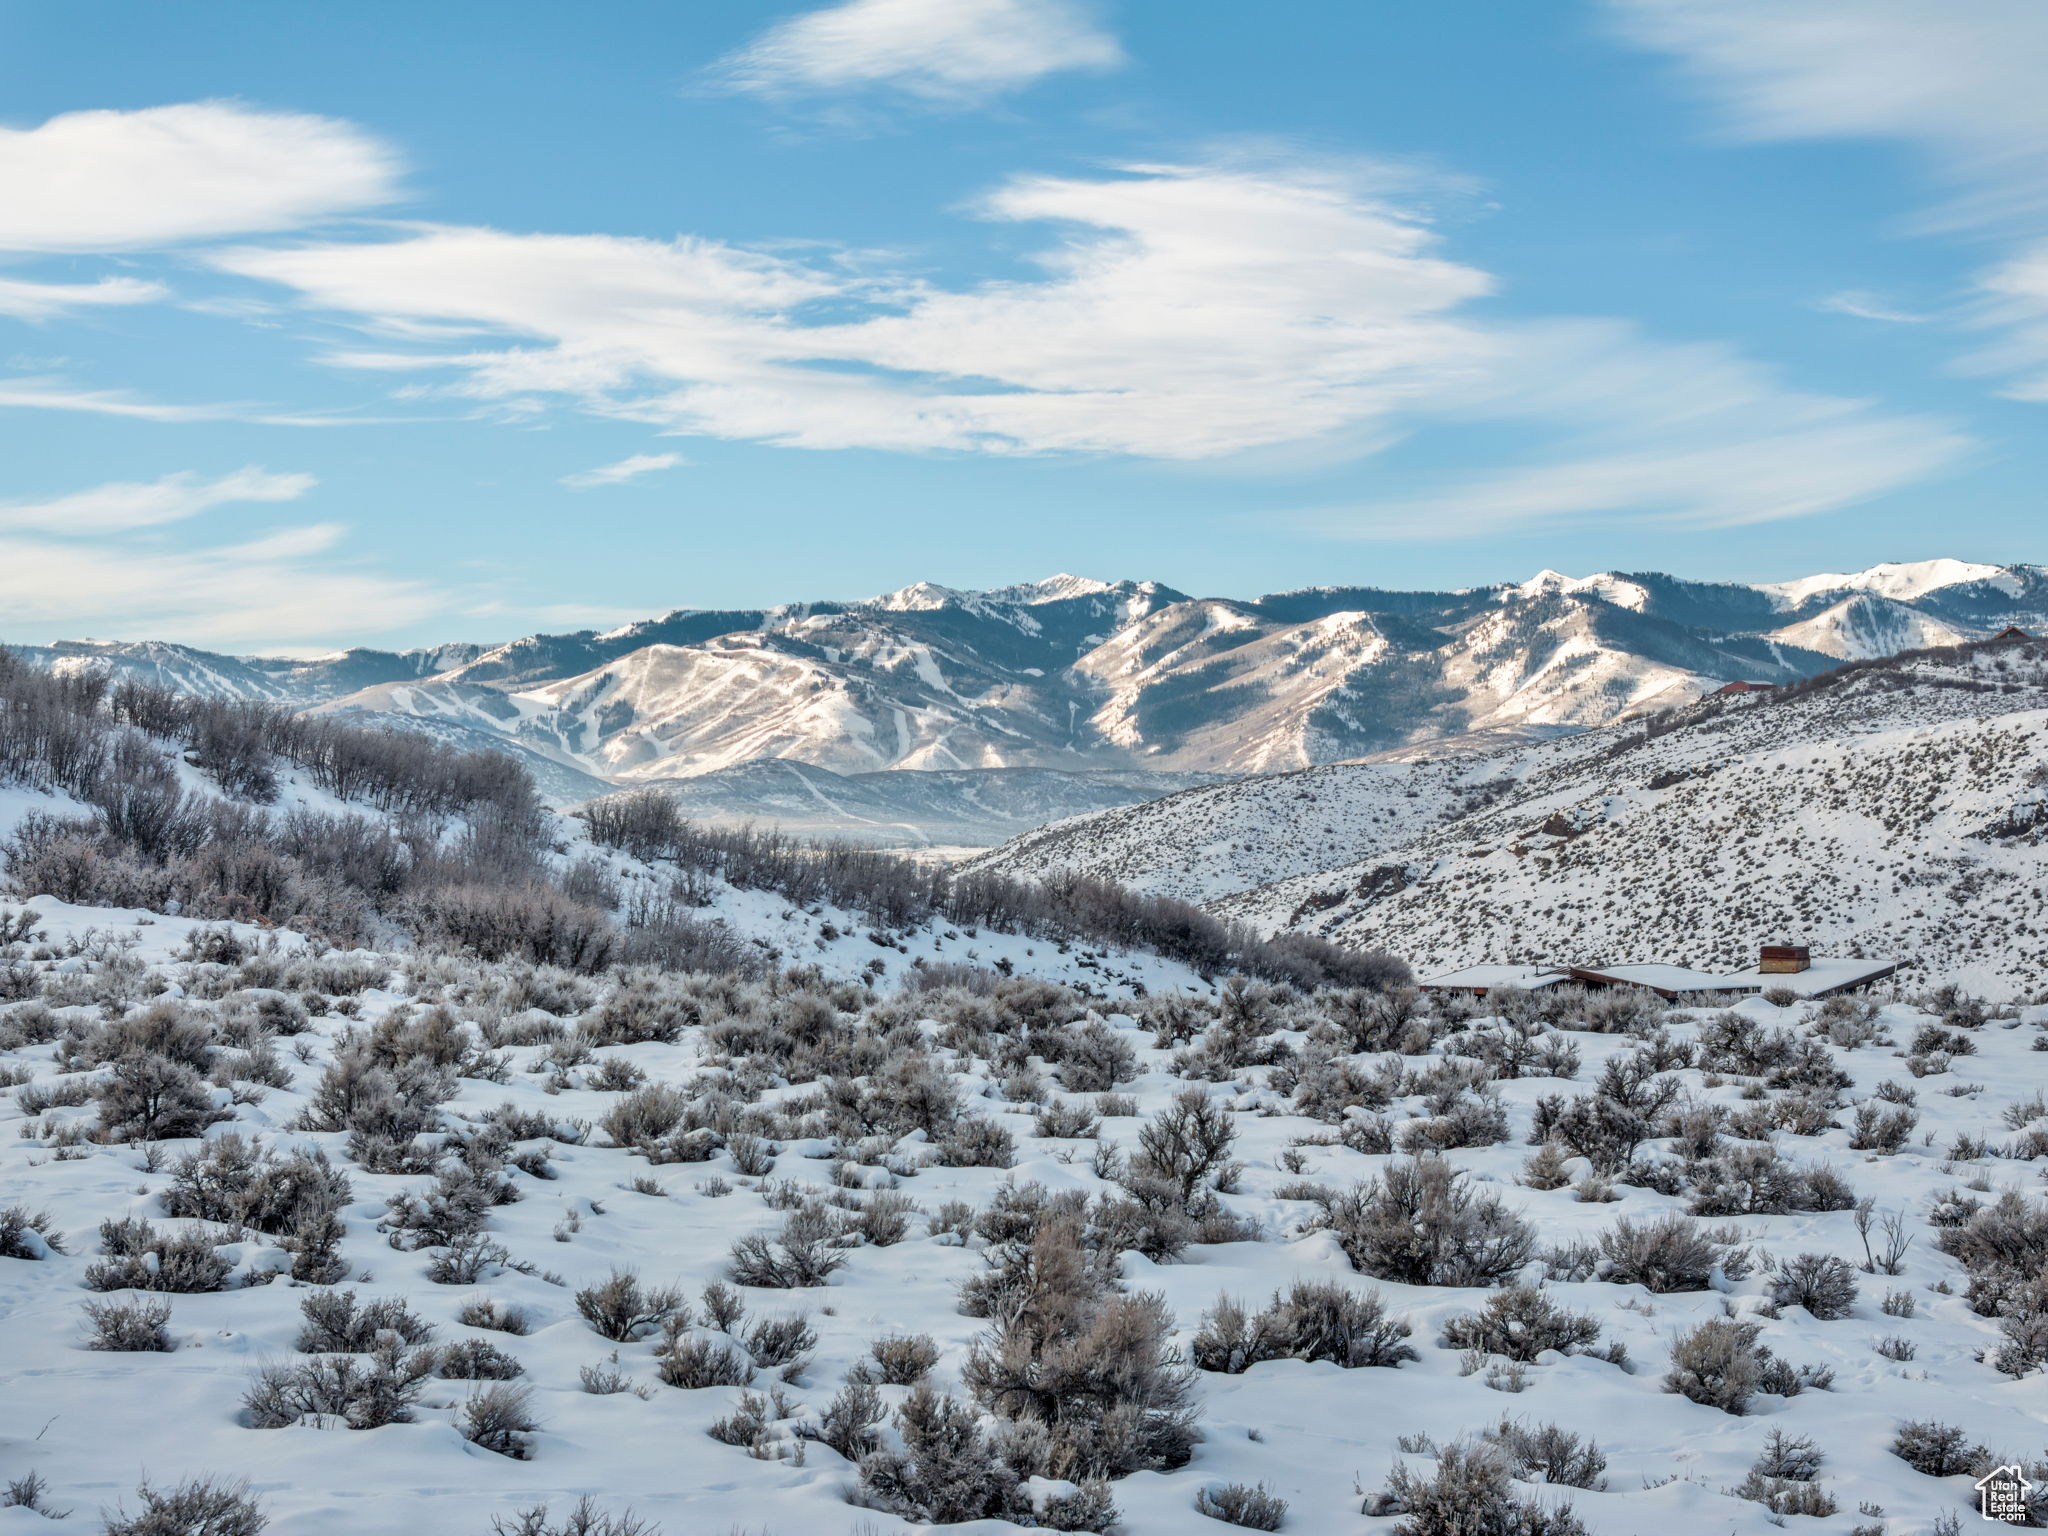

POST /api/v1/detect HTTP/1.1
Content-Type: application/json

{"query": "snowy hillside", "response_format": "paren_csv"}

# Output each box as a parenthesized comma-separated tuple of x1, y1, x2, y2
(981, 636, 2048, 994)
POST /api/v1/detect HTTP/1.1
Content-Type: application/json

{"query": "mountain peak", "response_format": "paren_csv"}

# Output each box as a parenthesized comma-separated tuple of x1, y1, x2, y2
(1758, 558, 2013, 608)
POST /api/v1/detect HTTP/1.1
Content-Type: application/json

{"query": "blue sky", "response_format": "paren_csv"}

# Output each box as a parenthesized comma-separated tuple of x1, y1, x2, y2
(2, 0, 2045, 651)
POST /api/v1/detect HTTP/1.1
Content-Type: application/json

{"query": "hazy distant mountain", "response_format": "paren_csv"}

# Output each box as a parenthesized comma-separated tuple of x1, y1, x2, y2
(13, 559, 2046, 843)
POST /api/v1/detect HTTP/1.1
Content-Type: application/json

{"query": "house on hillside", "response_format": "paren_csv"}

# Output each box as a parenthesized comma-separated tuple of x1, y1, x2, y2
(1420, 944, 1901, 1001)
(1711, 680, 1774, 696)
(1713, 944, 1902, 998)
(1410, 964, 1570, 998)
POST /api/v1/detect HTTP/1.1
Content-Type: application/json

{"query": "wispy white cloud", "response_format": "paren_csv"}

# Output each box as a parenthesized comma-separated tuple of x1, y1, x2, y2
(0, 101, 401, 255)
(0, 376, 225, 421)
(0, 468, 439, 648)
(561, 451, 684, 488)
(0, 467, 315, 534)
(0, 373, 440, 427)
(216, 161, 1494, 459)
(1608, 0, 2048, 398)
(209, 154, 1963, 534)
(0, 274, 166, 320)
(714, 0, 1121, 105)
(1817, 289, 1933, 324)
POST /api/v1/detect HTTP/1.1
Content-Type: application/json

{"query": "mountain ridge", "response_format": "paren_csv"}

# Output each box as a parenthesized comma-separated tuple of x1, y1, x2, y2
(12, 560, 2046, 825)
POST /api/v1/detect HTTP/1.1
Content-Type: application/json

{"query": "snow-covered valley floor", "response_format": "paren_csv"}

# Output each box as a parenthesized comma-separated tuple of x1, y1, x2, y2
(3, 897, 2047, 1536)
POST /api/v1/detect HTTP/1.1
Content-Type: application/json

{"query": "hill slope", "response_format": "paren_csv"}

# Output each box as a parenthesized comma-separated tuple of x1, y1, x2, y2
(983, 637, 2048, 993)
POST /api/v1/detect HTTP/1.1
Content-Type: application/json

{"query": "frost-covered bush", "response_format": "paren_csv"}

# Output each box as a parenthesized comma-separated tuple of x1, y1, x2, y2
(849, 1332, 940, 1386)
(460, 1382, 538, 1459)
(1685, 1145, 1856, 1216)
(85, 1220, 233, 1294)
(1054, 1019, 1138, 1092)
(162, 1133, 351, 1235)
(854, 1385, 1028, 1526)
(1192, 1280, 1416, 1373)
(601, 1084, 689, 1147)
(101, 1475, 267, 1536)
(95, 1052, 228, 1142)
(1770, 1252, 1859, 1319)
(1439, 1286, 1605, 1363)
(727, 1203, 848, 1288)
(1319, 1156, 1535, 1287)
(960, 1216, 1199, 1482)
(83, 1295, 174, 1351)
(574, 1268, 686, 1342)
(488, 1498, 656, 1536)
(1478, 1419, 1608, 1489)
(1369, 1442, 1588, 1536)
(0, 1203, 65, 1260)
(438, 1338, 526, 1379)
(654, 1326, 755, 1390)
(1195, 1482, 1289, 1529)
(1848, 1099, 1919, 1153)
(243, 1341, 435, 1428)
(1663, 1318, 1825, 1414)
(930, 1115, 1016, 1169)
(1891, 1420, 1988, 1478)
(1595, 1213, 1735, 1293)
(1131, 1088, 1241, 1203)
(1734, 1427, 1835, 1515)
(295, 1290, 436, 1353)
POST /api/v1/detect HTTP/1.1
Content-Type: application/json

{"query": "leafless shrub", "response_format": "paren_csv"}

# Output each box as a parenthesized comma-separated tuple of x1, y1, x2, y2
(1439, 1286, 1605, 1363)
(243, 1341, 435, 1428)
(458, 1297, 533, 1335)
(1192, 1280, 1415, 1373)
(602, 1084, 688, 1147)
(1131, 1088, 1240, 1203)
(86, 1219, 232, 1293)
(95, 1051, 229, 1142)
(742, 1312, 817, 1368)
(1195, 1481, 1288, 1529)
(438, 1338, 526, 1379)
(854, 1385, 1029, 1526)
(851, 1190, 915, 1247)
(930, 1116, 1015, 1169)
(1595, 1213, 1735, 1293)
(1368, 1442, 1587, 1536)
(654, 1326, 755, 1390)
(1478, 1419, 1608, 1489)
(294, 1294, 434, 1351)
(815, 1381, 887, 1461)
(488, 1497, 658, 1536)
(0, 1203, 65, 1260)
(727, 1204, 848, 1288)
(162, 1133, 350, 1235)
(575, 1268, 685, 1341)
(460, 1382, 538, 1458)
(963, 1276, 1198, 1481)
(101, 1475, 267, 1536)
(1892, 1420, 1988, 1478)
(1771, 1252, 1859, 1319)
(1663, 1318, 1823, 1414)
(83, 1295, 174, 1351)
(1319, 1156, 1535, 1287)
(848, 1332, 939, 1386)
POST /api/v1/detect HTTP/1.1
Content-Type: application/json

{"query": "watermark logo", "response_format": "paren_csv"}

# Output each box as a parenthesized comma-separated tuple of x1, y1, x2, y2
(1976, 1465, 2034, 1524)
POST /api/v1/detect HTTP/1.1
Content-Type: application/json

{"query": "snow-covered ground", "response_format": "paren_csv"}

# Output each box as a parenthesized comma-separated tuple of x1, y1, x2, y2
(5, 895, 2047, 1534)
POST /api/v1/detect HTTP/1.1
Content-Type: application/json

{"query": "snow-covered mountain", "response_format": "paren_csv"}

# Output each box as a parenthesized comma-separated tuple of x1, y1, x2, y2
(974, 630, 2048, 992)
(12, 560, 2047, 843)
